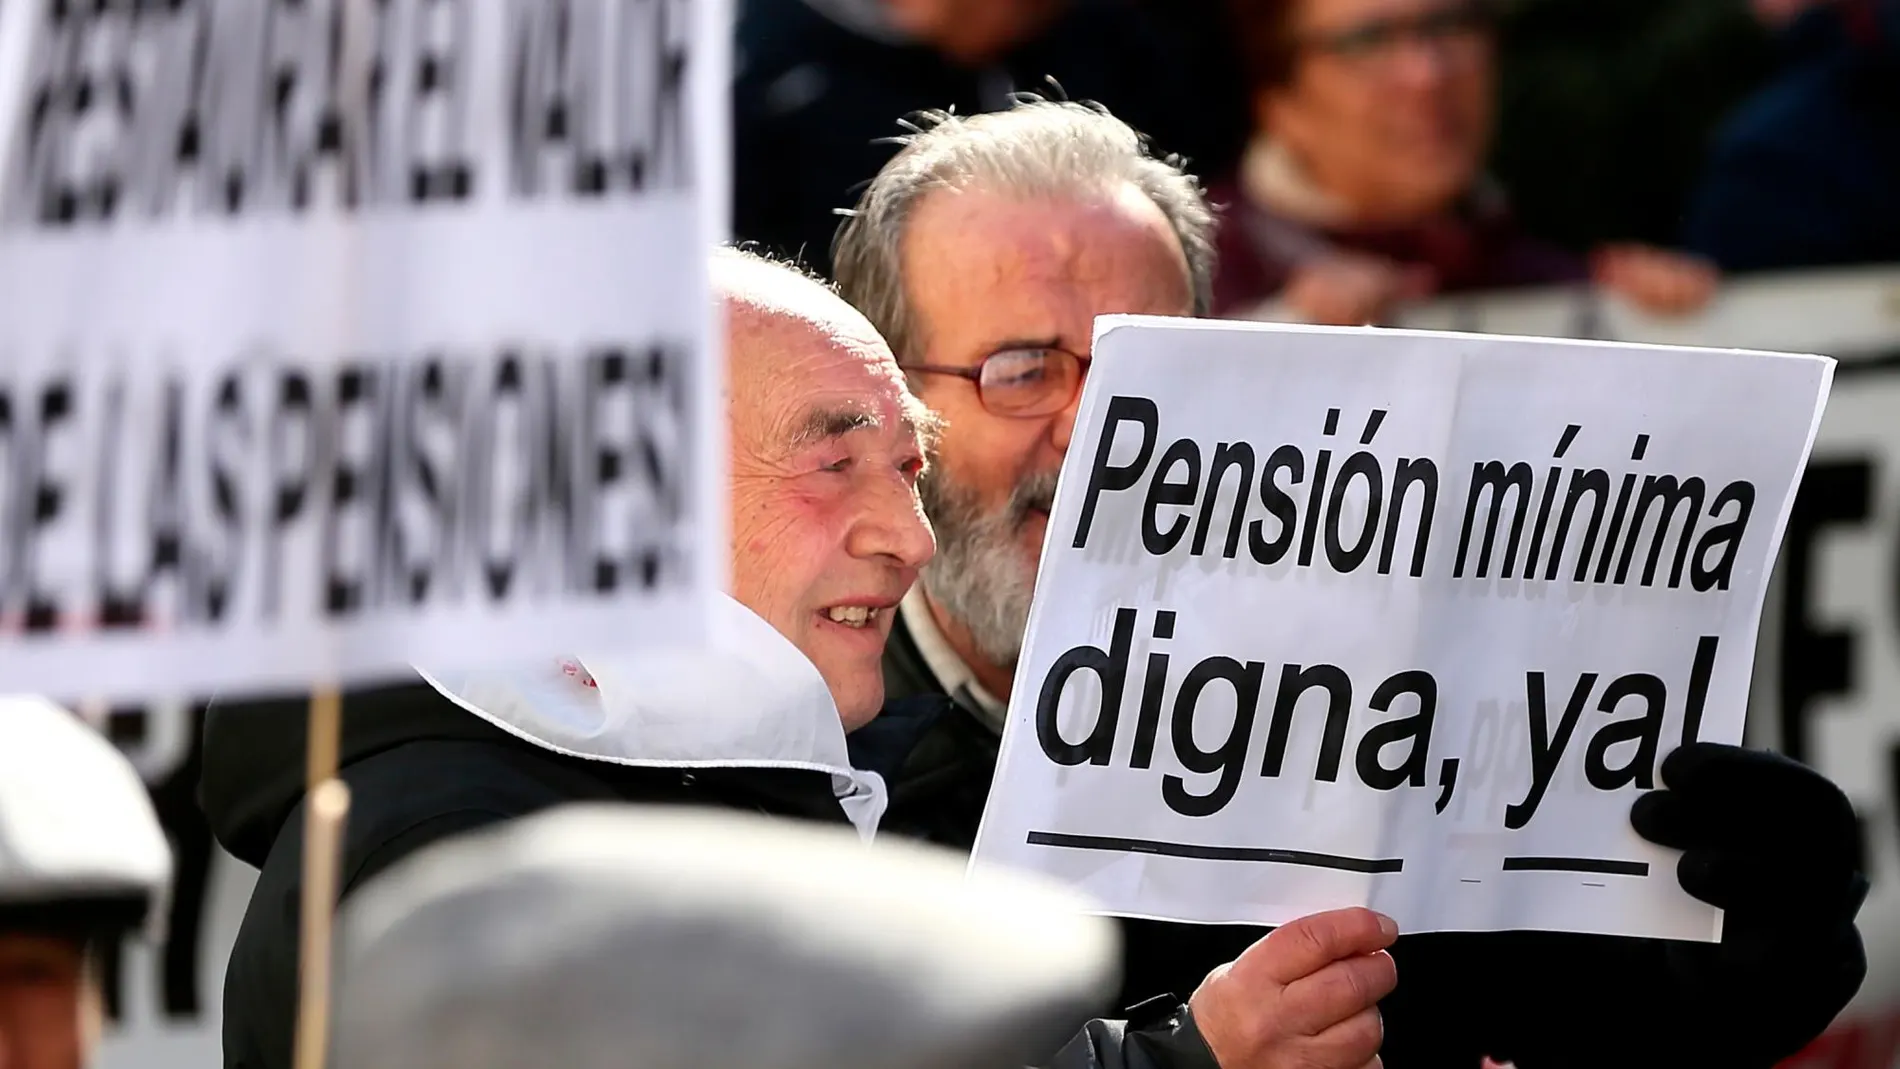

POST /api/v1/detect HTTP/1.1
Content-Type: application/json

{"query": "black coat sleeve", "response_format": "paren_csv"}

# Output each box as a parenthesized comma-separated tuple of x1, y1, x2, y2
(1042, 1006, 1220, 1069)
(218, 742, 581, 1069)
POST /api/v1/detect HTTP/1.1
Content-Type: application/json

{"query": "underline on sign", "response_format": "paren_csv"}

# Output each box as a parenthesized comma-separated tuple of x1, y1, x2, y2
(1025, 831, 1404, 873)
(1501, 856, 1649, 876)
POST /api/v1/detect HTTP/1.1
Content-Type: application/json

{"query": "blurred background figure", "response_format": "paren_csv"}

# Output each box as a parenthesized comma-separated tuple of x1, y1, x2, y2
(1485, 0, 1780, 255)
(330, 806, 1120, 1069)
(1682, 0, 1900, 272)
(1212, 0, 1722, 324)
(733, 0, 1248, 274)
(0, 698, 173, 1069)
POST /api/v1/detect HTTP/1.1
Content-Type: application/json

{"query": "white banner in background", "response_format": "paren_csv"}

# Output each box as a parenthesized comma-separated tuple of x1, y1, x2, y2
(972, 315, 1832, 941)
(0, 0, 725, 700)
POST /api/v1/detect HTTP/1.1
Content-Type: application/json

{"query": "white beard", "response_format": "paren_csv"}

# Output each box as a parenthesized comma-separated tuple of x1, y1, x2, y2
(917, 467, 1058, 670)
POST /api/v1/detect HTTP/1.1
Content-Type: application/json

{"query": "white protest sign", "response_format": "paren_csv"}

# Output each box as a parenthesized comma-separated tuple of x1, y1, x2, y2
(971, 315, 1831, 942)
(0, 0, 725, 698)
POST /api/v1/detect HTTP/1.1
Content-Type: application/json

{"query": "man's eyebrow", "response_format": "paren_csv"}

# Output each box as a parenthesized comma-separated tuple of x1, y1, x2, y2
(786, 406, 884, 450)
(982, 336, 1065, 354)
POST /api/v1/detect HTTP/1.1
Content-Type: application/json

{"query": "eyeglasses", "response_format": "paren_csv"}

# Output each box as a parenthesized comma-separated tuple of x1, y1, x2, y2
(902, 347, 1091, 419)
(1297, 1, 1494, 69)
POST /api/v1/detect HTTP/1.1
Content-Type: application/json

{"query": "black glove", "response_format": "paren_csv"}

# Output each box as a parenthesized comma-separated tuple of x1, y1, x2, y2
(1631, 742, 1869, 1064)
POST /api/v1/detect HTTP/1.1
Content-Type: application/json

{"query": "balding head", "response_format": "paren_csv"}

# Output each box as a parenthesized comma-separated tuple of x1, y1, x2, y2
(712, 248, 869, 336)
(715, 249, 939, 728)
(713, 249, 921, 428)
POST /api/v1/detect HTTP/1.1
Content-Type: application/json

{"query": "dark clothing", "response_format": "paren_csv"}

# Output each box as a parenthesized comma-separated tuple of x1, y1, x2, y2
(863, 610, 1866, 1067)
(204, 685, 851, 1069)
(206, 682, 1221, 1069)
(1683, 0, 1900, 272)
(1487, 0, 1778, 251)
(1207, 178, 1588, 318)
(733, 0, 1245, 277)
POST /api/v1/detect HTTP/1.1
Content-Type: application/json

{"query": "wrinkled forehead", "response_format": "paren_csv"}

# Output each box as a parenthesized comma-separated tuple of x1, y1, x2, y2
(723, 301, 931, 453)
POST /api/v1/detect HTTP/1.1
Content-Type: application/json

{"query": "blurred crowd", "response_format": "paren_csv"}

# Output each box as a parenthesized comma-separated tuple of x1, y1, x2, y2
(734, 0, 1900, 324)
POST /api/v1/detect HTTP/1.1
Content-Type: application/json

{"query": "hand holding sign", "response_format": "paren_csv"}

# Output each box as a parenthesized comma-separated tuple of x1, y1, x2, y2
(1190, 907, 1398, 1069)
(1633, 743, 1863, 920)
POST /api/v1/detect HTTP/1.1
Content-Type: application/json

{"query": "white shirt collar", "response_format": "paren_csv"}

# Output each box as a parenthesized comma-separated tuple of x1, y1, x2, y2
(416, 596, 887, 840)
(900, 586, 1008, 734)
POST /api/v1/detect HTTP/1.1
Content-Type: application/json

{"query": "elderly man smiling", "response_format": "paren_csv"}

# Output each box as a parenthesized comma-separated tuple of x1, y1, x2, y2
(206, 249, 1396, 1069)
(722, 247, 941, 727)
(204, 249, 938, 1069)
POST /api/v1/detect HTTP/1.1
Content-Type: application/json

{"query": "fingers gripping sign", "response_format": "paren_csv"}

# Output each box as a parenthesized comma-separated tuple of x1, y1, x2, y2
(1189, 907, 1399, 1068)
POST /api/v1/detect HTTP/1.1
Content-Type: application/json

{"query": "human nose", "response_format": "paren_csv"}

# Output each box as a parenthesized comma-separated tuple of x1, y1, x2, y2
(847, 470, 936, 570)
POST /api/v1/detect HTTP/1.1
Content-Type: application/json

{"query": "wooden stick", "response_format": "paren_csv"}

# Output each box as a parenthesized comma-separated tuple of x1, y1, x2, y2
(293, 691, 348, 1069)
(305, 689, 343, 789)
(293, 778, 350, 1069)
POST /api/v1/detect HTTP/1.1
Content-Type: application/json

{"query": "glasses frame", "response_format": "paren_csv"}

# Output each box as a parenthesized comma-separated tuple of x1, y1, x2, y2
(902, 346, 1094, 420)
(1294, 0, 1496, 67)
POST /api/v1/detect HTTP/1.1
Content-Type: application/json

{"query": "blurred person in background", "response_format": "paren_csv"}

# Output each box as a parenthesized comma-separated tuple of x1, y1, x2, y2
(1212, 0, 1722, 324)
(733, 0, 1246, 275)
(1683, 0, 1900, 271)
(0, 698, 173, 1069)
(837, 96, 1867, 1067)
(1485, 0, 1779, 254)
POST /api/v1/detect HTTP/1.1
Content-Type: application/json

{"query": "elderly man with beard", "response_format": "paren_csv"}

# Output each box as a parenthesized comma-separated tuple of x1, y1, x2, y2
(835, 99, 1869, 1068)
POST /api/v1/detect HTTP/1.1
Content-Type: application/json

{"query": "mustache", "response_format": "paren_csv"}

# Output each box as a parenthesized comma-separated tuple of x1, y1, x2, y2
(1005, 470, 1061, 527)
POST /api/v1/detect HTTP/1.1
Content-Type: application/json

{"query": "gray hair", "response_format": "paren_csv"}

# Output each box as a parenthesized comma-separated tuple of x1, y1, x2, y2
(832, 99, 1216, 363)
(712, 243, 836, 297)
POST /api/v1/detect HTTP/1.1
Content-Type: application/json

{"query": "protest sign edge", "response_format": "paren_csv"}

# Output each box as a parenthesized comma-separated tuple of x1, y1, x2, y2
(1091, 312, 1844, 366)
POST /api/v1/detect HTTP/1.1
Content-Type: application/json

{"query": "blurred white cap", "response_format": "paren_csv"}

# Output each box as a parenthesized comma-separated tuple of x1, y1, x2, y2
(0, 696, 172, 940)
(333, 805, 1120, 1069)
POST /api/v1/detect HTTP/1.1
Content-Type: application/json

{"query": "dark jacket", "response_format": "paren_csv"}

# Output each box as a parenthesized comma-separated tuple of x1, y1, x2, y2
(862, 611, 1864, 1068)
(203, 682, 1221, 1069)
(1682, 0, 1900, 272)
(1485, 0, 1778, 251)
(733, 0, 1246, 277)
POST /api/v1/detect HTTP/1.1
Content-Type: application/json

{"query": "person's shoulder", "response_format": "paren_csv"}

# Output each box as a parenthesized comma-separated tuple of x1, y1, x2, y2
(343, 737, 622, 823)
(202, 682, 494, 867)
